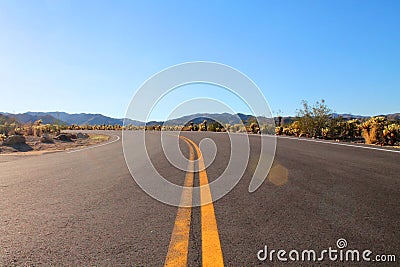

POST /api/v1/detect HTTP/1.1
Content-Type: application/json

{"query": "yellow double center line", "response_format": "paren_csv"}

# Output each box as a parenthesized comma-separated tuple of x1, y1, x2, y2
(164, 135, 224, 267)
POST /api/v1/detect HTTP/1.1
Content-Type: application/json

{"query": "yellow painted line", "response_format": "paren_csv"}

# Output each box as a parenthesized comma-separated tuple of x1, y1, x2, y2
(164, 138, 195, 267)
(180, 136, 224, 267)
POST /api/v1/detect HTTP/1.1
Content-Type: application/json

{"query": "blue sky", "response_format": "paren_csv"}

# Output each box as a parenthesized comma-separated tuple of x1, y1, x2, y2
(0, 0, 399, 120)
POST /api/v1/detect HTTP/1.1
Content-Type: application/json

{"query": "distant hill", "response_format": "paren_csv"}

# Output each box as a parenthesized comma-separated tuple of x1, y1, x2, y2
(385, 113, 400, 122)
(1, 111, 399, 126)
(0, 114, 18, 124)
(0, 112, 266, 126)
(277, 113, 398, 126)
(1, 112, 67, 125)
(0, 112, 143, 126)
(24, 112, 122, 125)
(164, 113, 251, 126)
(331, 113, 400, 122)
(331, 113, 369, 120)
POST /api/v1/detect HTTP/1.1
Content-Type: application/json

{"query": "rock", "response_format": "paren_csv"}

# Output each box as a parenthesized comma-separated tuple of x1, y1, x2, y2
(2, 135, 26, 146)
(40, 133, 54, 143)
(55, 133, 72, 142)
(77, 132, 89, 139)
(55, 133, 78, 141)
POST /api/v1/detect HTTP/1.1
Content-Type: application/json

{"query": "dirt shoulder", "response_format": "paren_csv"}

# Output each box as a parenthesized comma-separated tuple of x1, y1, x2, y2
(0, 133, 110, 155)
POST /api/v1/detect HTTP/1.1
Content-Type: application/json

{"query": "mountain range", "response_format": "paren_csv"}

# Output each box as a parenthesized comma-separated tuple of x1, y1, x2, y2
(0, 112, 143, 126)
(0, 111, 399, 126)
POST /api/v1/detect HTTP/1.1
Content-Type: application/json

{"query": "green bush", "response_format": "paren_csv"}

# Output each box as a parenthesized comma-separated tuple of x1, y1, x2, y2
(297, 99, 332, 137)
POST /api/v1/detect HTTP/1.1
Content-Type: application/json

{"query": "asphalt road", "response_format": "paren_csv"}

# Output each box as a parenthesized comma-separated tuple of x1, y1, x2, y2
(0, 131, 399, 266)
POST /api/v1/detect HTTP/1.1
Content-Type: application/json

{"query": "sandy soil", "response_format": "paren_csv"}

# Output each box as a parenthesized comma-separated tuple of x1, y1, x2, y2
(0, 134, 110, 155)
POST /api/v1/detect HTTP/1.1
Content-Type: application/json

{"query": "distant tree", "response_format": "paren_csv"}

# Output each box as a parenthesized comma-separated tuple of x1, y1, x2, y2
(203, 120, 224, 132)
(297, 99, 332, 137)
(203, 120, 208, 131)
(274, 109, 283, 127)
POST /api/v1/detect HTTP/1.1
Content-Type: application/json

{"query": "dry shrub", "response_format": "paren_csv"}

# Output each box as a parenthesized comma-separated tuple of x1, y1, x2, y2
(383, 123, 400, 146)
(361, 117, 386, 144)
(362, 126, 378, 144)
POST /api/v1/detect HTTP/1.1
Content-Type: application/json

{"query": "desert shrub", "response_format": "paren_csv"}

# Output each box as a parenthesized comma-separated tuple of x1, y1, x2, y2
(41, 124, 58, 134)
(282, 127, 292, 135)
(182, 122, 196, 131)
(0, 123, 8, 135)
(126, 124, 135, 130)
(275, 126, 283, 135)
(207, 121, 224, 132)
(0, 114, 19, 136)
(383, 123, 400, 146)
(259, 124, 275, 134)
(345, 119, 361, 139)
(192, 124, 199, 131)
(290, 121, 301, 136)
(276, 121, 300, 136)
(361, 117, 387, 144)
(181, 126, 192, 131)
(0, 122, 18, 136)
(230, 124, 242, 132)
(247, 122, 260, 134)
(297, 99, 332, 137)
(322, 118, 346, 139)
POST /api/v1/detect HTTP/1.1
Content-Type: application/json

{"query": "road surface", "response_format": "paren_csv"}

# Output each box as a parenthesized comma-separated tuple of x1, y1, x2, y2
(0, 131, 399, 266)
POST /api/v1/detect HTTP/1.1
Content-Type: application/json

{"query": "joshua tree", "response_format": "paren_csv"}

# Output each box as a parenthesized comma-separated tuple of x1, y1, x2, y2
(277, 116, 282, 127)
(203, 120, 207, 131)
(274, 109, 283, 127)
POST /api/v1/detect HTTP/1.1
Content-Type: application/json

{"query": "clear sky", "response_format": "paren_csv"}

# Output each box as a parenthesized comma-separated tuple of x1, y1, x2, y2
(0, 0, 399, 120)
